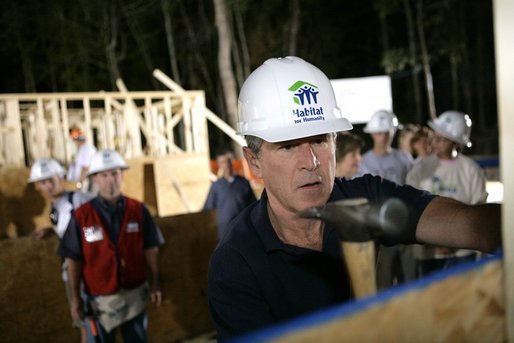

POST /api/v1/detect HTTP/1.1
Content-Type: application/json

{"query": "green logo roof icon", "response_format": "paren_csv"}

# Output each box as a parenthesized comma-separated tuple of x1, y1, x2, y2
(288, 81, 319, 105)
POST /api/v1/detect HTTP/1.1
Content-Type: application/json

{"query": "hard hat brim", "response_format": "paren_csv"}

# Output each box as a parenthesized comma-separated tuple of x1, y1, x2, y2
(238, 118, 353, 143)
(87, 165, 129, 177)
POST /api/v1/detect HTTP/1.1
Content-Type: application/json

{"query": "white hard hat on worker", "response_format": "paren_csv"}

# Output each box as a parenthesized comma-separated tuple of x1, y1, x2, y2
(28, 158, 66, 183)
(87, 149, 128, 176)
(363, 110, 401, 134)
(236, 56, 352, 142)
(428, 110, 472, 147)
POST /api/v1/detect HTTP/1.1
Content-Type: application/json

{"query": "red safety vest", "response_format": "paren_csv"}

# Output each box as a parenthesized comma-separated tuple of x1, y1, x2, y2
(75, 197, 147, 295)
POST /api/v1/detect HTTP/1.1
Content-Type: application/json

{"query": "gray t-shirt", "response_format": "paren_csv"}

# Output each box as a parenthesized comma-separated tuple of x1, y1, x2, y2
(359, 149, 413, 184)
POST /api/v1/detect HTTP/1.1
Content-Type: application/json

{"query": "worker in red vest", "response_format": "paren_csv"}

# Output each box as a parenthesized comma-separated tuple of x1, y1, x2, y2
(58, 149, 164, 343)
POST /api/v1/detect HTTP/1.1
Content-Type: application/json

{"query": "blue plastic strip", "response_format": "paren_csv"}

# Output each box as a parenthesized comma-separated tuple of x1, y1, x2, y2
(474, 157, 499, 168)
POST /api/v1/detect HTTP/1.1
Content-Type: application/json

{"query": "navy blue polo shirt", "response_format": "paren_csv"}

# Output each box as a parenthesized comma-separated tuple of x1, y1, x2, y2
(204, 175, 257, 240)
(208, 174, 435, 340)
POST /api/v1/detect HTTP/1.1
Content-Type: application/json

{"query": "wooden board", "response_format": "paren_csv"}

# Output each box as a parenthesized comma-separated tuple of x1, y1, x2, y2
(152, 153, 212, 217)
(122, 156, 159, 216)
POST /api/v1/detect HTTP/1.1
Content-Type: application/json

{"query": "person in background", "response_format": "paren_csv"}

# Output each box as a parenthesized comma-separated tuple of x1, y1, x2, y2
(360, 110, 415, 289)
(207, 56, 501, 340)
(411, 126, 433, 162)
(204, 151, 257, 241)
(407, 111, 488, 277)
(28, 158, 92, 342)
(360, 110, 413, 184)
(397, 123, 419, 161)
(67, 127, 97, 192)
(58, 149, 165, 343)
(335, 132, 364, 179)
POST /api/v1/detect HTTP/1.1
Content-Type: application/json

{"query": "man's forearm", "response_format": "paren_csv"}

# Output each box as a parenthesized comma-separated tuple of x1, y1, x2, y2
(416, 196, 502, 252)
(144, 247, 160, 287)
(66, 258, 83, 301)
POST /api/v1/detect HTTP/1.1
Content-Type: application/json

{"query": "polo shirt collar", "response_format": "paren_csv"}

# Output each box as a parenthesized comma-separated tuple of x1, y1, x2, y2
(94, 195, 125, 211)
(251, 187, 340, 254)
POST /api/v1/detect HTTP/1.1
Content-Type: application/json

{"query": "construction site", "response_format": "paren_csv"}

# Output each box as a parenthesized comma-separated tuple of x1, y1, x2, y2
(0, 70, 238, 342)
(1, 3, 514, 341)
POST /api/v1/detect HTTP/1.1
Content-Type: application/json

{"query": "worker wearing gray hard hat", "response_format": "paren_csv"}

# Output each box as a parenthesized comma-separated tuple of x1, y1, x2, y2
(207, 56, 501, 340)
(28, 158, 92, 342)
(58, 149, 164, 343)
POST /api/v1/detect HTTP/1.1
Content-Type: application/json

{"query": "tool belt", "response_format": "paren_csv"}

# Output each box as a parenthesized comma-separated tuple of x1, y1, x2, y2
(90, 282, 149, 332)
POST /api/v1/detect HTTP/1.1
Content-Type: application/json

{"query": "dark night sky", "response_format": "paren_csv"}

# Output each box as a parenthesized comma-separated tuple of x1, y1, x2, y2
(0, 0, 498, 155)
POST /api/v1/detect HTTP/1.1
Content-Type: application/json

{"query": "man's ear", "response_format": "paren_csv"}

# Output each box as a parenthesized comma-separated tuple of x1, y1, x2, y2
(242, 147, 262, 178)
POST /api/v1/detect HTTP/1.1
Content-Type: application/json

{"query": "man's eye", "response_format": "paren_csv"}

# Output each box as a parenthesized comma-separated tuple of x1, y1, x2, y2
(281, 144, 294, 150)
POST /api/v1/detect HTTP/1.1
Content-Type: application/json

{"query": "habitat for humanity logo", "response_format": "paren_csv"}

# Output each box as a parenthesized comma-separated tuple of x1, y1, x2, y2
(288, 81, 325, 124)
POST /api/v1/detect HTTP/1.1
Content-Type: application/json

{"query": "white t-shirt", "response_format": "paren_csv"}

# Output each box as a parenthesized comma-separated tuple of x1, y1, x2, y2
(406, 154, 488, 258)
(407, 154, 487, 204)
(67, 143, 97, 182)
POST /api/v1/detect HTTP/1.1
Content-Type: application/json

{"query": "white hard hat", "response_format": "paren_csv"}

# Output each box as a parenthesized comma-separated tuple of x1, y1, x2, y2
(28, 158, 66, 183)
(237, 56, 352, 142)
(363, 110, 401, 134)
(428, 110, 472, 147)
(87, 149, 128, 176)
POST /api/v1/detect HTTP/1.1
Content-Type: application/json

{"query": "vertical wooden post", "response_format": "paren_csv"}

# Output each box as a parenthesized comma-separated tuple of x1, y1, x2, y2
(493, 0, 514, 341)
(144, 96, 155, 156)
(164, 96, 174, 154)
(104, 96, 115, 150)
(191, 92, 209, 154)
(49, 99, 66, 162)
(35, 98, 49, 160)
(60, 98, 72, 165)
(83, 97, 94, 146)
(182, 95, 193, 153)
(3, 99, 25, 166)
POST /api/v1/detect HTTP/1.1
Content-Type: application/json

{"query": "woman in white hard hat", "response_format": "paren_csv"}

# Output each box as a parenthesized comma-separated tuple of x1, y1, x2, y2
(208, 57, 501, 341)
(407, 111, 488, 277)
(28, 158, 92, 342)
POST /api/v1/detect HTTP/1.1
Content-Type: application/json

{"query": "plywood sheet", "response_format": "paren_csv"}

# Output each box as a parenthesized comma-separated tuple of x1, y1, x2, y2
(153, 153, 212, 217)
(123, 156, 159, 216)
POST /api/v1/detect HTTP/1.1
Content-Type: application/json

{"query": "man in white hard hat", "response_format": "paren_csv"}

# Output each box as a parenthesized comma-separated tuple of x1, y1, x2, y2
(57, 149, 164, 343)
(28, 158, 92, 342)
(207, 56, 501, 340)
(407, 111, 488, 276)
(360, 110, 413, 184)
(359, 110, 415, 289)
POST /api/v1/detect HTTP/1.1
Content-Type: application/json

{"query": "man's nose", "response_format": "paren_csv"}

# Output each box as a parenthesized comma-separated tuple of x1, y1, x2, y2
(298, 144, 320, 171)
